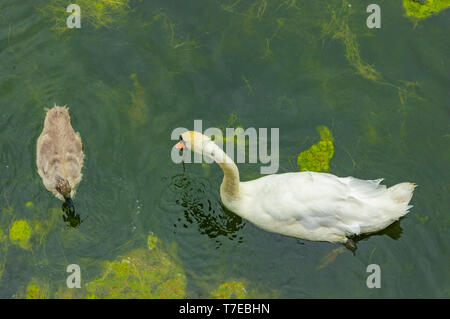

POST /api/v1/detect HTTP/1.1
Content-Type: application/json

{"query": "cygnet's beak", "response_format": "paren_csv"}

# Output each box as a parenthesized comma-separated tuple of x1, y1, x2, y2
(64, 197, 74, 207)
(175, 141, 185, 149)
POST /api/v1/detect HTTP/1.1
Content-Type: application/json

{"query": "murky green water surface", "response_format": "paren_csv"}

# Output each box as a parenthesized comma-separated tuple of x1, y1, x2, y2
(0, 0, 449, 298)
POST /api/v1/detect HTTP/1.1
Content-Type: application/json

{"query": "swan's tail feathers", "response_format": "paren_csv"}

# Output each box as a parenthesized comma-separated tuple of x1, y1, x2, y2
(387, 182, 416, 216)
(389, 182, 416, 203)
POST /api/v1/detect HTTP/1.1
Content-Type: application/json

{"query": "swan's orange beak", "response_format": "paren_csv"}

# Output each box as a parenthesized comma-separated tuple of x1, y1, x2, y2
(175, 141, 185, 149)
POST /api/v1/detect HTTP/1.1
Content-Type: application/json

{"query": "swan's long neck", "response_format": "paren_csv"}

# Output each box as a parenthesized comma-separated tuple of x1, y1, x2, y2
(206, 142, 240, 200)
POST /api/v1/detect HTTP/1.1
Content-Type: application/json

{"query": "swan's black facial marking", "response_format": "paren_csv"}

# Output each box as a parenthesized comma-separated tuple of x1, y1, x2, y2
(178, 135, 185, 154)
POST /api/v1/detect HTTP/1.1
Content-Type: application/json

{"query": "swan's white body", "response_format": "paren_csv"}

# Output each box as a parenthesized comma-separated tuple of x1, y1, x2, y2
(226, 172, 414, 243)
(177, 131, 415, 243)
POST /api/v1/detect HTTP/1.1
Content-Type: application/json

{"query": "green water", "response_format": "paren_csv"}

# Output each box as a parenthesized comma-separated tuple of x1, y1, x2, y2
(0, 0, 449, 298)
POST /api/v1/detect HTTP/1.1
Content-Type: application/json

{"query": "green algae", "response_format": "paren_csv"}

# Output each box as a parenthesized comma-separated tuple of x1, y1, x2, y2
(398, 81, 422, 114)
(94, 72, 164, 132)
(0, 228, 7, 281)
(415, 213, 429, 224)
(13, 278, 51, 299)
(87, 7, 204, 129)
(261, 17, 287, 60)
(8, 211, 56, 251)
(25, 202, 67, 248)
(147, 232, 160, 250)
(0, 227, 6, 243)
(149, 10, 201, 52)
(128, 73, 148, 126)
(365, 123, 378, 144)
(54, 286, 85, 299)
(403, 0, 450, 21)
(25, 279, 50, 299)
(2, 201, 82, 257)
(221, 112, 242, 131)
(25, 201, 34, 209)
(32, 207, 63, 247)
(85, 249, 186, 298)
(211, 280, 247, 299)
(52, 234, 186, 299)
(9, 220, 32, 250)
(0, 206, 14, 281)
(217, 113, 247, 147)
(297, 126, 334, 172)
(319, 1, 423, 148)
(2, 206, 14, 217)
(241, 74, 254, 94)
(40, 0, 131, 37)
(209, 279, 280, 299)
(322, 1, 382, 82)
(139, 9, 205, 82)
(84, 234, 186, 299)
(217, 0, 304, 63)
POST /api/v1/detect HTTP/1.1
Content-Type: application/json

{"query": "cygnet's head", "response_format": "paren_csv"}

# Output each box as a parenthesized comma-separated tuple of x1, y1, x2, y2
(55, 176, 73, 206)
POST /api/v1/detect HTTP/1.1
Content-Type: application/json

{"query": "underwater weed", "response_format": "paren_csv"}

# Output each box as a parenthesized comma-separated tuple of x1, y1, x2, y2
(128, 73, 147, 126)
(84, 234, 186, 299)
(322, 1, 381, 82)
(211, 280, 247, 299)
(403, 0, 450, 22)
(25, 278, 50, 299)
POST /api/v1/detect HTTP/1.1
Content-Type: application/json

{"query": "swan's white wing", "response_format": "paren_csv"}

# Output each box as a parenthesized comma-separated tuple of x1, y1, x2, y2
(238, 172, 390, 239)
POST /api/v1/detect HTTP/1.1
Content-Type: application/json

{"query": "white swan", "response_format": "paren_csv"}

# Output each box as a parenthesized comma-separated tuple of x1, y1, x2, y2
(36, 105, 84, 206)
(175, 131, 416, 246)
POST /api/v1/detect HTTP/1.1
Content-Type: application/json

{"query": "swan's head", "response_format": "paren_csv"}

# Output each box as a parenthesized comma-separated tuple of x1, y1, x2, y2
(175, 131, 225, 162)
(175, 131, 209, 153)
(55, 176, 73, 206)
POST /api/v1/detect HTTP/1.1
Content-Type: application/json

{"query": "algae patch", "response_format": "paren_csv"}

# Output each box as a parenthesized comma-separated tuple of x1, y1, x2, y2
(147, 232, 160, 250)
(9, 220, 32, 250)
(297, 126, 334, 172)
(84, 234, 186, 299)
(211, 280, 247, 299)
(25, 279, 50, 299)
(403, 0, 450, 20)
(53, 234, 186, 299)
(14, 278, 51, 299)
(210, 279, 279, 299)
